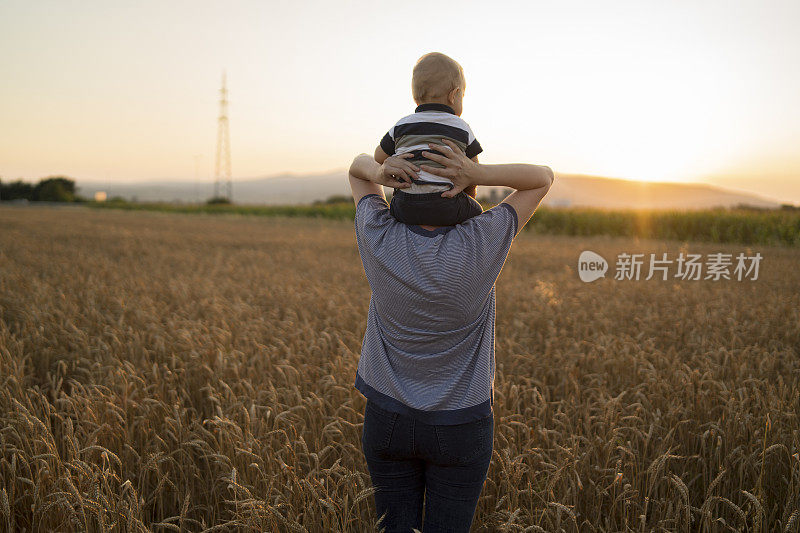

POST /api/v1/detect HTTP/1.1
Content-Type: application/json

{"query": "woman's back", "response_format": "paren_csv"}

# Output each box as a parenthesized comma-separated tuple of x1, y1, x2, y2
(353, 194, 518, 425)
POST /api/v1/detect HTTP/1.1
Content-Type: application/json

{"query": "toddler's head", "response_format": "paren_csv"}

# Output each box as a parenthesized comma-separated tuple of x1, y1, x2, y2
(412, 52, 466, 116)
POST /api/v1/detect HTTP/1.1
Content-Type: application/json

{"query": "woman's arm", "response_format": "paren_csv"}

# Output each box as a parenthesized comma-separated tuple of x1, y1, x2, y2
(347, 153, 417, 204)
(420, 139, 554, 234)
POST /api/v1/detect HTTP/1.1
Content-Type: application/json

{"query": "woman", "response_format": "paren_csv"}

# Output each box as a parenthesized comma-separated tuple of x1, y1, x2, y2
(348, 139, 554, 532)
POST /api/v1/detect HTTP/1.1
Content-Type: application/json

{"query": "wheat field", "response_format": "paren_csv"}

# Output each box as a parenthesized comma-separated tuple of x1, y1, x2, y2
(0, 206, 798, 532)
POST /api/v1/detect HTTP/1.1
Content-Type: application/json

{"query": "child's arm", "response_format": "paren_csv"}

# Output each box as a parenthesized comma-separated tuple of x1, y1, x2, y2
(463, 155, 479, 197)
(376, 127, 396, 164)
(374, 146, 390, 164)
(348, 153, 416, 204)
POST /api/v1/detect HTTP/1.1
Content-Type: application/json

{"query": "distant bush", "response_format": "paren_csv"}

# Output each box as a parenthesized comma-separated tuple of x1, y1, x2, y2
(527, 206, 800, 246)
(206, 196, 231, 205)
(0, 176, 77, 202)
(34, 177, 76, 202)
(314, 195, 352, 205)
(0, 179, 35, 201)
(90, 199, 357, 221)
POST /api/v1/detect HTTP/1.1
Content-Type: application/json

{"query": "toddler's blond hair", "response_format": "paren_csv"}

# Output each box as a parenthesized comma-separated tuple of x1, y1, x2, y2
(412, 52, 465, 104)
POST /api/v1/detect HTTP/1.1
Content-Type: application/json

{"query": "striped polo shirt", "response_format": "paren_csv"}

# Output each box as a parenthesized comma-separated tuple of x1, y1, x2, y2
(353, 193, 518, 425)
(380, 103, 483, 194)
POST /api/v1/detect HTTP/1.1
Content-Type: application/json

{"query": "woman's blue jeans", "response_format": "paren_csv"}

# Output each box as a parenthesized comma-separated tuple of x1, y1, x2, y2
(361, 399, 494, 532)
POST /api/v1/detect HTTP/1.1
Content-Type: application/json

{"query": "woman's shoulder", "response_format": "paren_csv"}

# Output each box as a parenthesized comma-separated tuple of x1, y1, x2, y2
(452, 203, 518, 238)
(355, 194, 390, 221)
(355, 194, 396, 239)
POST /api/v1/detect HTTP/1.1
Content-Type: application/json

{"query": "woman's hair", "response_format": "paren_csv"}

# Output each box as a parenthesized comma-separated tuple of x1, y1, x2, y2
(412, 52, 466, 103)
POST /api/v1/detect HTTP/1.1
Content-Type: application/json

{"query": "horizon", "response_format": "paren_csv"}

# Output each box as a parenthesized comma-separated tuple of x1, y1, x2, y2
(2, 0, 799, 203)
(68, 168, 787, 208)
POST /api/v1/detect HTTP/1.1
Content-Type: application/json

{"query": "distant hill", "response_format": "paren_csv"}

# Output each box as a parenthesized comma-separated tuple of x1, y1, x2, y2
(77, 172, 349, 205)
(544, 174, 780, 209)
(77, 171, 780, 210)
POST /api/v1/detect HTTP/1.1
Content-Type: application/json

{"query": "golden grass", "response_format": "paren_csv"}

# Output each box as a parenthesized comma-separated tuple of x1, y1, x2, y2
(0, 206, 798, 532)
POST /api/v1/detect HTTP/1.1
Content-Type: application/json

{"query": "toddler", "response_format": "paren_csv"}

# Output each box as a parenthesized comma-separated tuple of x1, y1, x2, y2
(375, 52, 483, 226)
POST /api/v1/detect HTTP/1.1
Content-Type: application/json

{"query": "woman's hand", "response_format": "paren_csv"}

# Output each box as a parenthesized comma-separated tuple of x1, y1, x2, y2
(420, 139, 483, 197)
(373, 153, 418, 189)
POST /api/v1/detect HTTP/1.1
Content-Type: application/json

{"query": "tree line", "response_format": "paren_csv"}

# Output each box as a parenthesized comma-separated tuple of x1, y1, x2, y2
(0, 177, 83, 202)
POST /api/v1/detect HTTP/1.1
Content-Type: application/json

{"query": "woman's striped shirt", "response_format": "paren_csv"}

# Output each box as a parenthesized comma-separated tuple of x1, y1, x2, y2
(353, 194, 518, 425)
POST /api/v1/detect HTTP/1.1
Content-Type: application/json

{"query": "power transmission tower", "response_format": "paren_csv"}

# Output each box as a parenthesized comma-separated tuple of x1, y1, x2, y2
(213, 71, 232, 202)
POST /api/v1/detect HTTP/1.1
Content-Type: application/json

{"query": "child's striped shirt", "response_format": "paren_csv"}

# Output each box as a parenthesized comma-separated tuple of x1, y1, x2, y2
(380, 103, 483, 194)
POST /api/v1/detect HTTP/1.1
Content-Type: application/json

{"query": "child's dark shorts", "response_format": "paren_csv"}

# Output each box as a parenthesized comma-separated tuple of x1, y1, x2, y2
(389, 190, 483, 227)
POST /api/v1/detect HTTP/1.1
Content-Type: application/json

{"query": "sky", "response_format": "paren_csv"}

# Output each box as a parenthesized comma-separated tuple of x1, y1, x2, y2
(1, 0, 799, 203)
